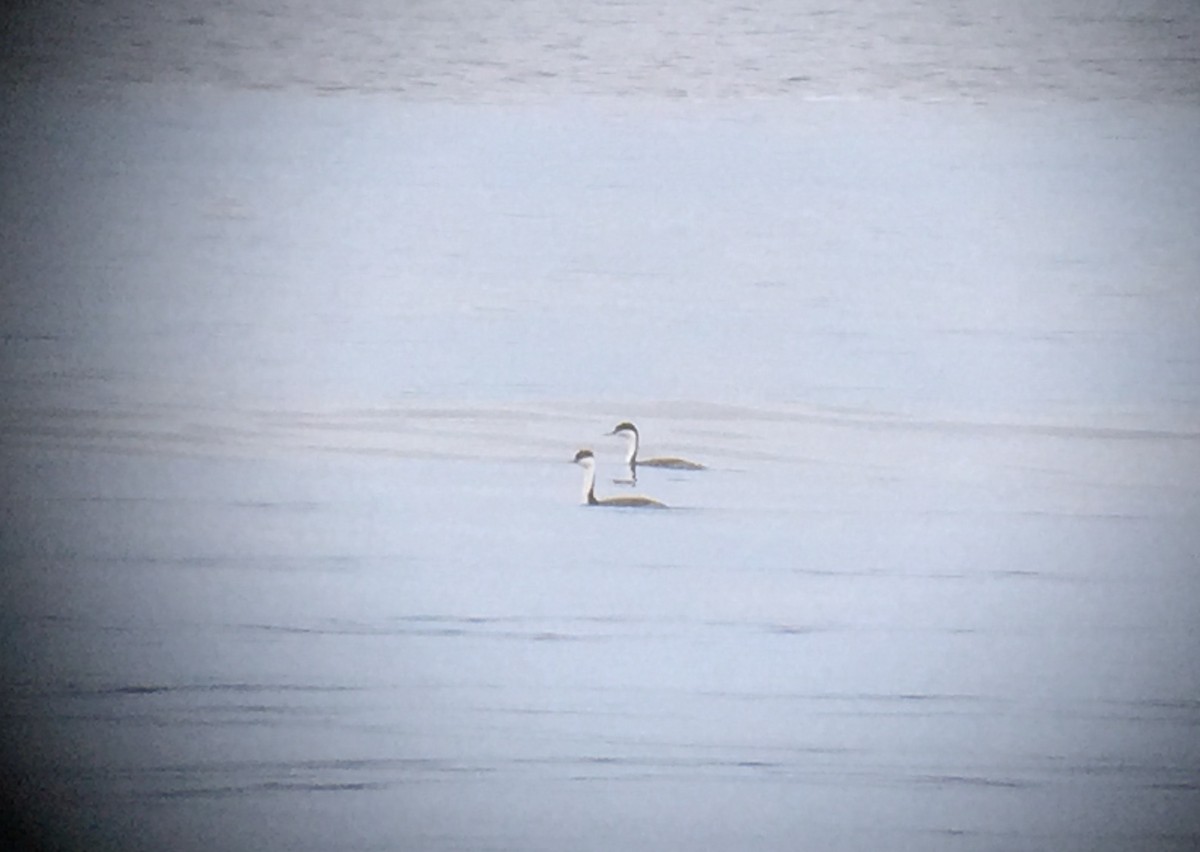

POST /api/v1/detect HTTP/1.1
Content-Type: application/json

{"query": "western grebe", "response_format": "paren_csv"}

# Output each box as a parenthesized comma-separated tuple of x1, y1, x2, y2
(572, 449, 667, 508)
(608, 421, 705, 484)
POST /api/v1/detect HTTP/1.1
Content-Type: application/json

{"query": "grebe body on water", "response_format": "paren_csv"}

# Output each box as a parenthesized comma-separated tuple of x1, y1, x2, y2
(608, 421, 705, 484)
(573, 449, 667, 508)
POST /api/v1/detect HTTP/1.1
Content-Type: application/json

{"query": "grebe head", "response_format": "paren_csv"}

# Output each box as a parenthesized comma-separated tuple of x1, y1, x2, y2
(608, 421, 638, 437)
(573, 448, 596, 465)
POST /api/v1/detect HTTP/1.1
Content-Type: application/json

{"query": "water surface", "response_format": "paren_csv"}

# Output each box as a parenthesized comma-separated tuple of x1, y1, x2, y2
(2, 3, 1200, 851)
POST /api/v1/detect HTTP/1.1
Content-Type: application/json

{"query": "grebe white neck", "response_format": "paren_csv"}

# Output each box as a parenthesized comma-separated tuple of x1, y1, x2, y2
(619, 429, 638, 466)
(578, 456, 596, 504)
(609, 423, 640, 468)
(572, 449, 598, 505)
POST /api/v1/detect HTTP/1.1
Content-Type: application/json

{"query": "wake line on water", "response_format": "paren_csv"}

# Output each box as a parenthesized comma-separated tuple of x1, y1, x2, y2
(3, 400, 1197, 461)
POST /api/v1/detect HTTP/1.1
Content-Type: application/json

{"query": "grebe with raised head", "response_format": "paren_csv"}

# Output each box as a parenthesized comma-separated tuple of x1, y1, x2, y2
(573, 449, 667, 508)
(608, 421, 705, 484)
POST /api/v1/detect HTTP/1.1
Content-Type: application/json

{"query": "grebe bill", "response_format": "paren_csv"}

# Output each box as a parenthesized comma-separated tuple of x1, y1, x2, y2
(608, 421, 706, 482)
(572, 449, 667, 508)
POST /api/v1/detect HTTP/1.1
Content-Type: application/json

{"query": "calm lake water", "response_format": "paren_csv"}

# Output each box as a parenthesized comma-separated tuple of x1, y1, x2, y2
(2, 2, 1200, 851)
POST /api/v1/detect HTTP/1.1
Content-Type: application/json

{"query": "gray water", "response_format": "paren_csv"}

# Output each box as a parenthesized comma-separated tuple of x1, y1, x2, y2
(2, 2, 1200, 851)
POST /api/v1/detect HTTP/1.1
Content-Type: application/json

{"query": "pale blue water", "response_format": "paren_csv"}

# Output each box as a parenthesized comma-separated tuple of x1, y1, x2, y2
(3, 3, 1200, 851)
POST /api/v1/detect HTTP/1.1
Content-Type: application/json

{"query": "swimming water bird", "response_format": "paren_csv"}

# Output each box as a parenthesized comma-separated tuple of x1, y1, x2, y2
(608, 421, 705, 484)
(572, 449, 667, 508)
